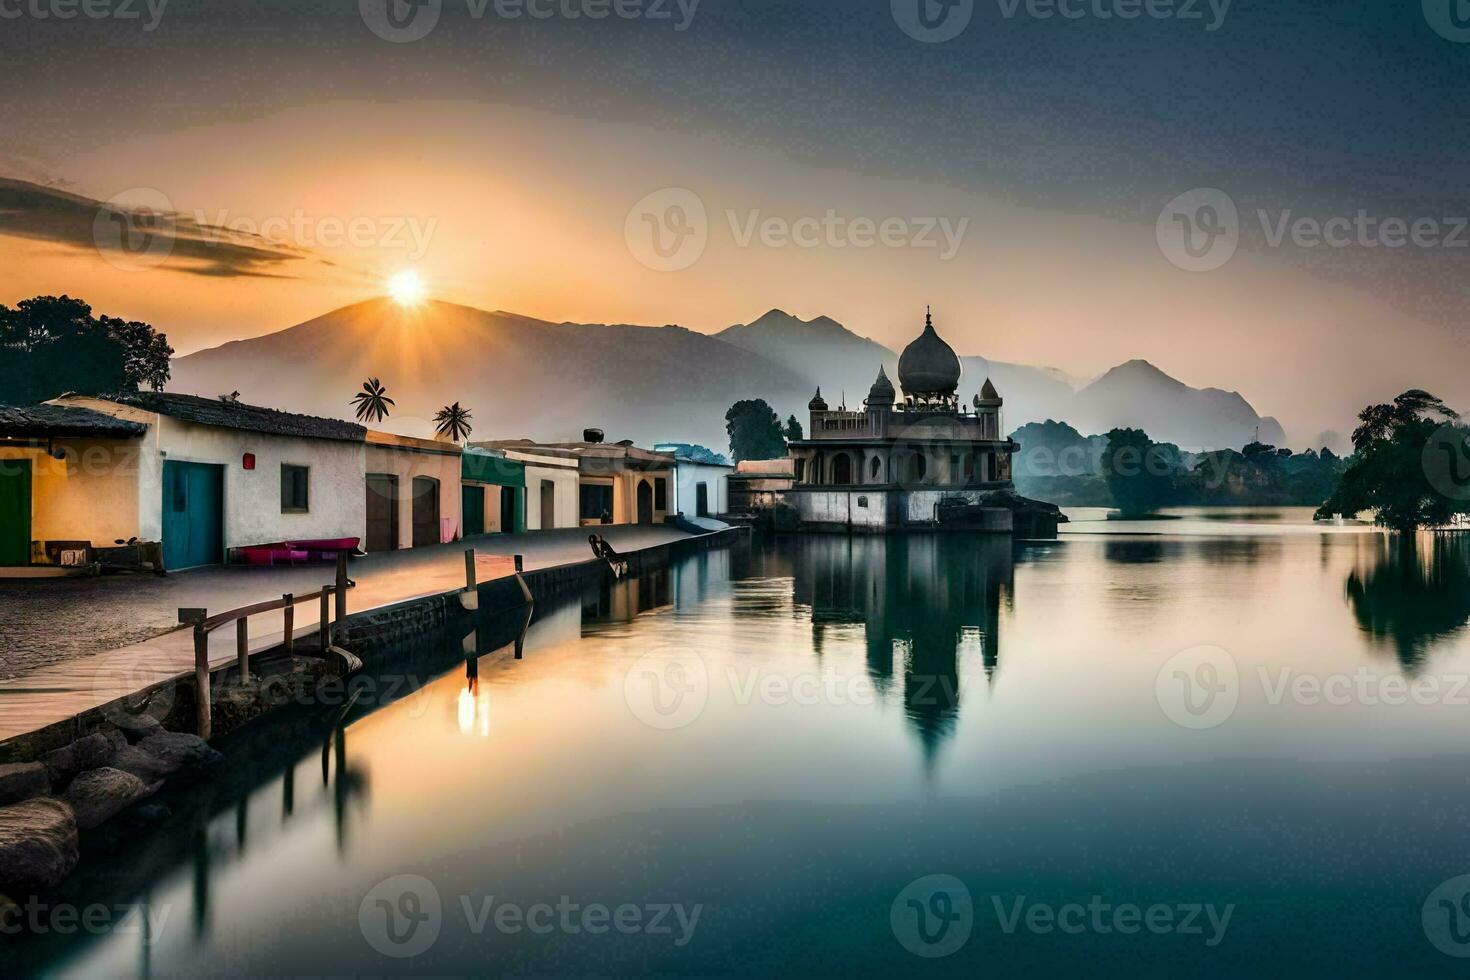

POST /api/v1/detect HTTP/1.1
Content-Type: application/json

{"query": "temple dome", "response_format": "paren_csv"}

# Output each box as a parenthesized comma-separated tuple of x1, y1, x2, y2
(866, 366, 896, 407)
(898, 309, 962, 397)
(808, 387, 828, 411)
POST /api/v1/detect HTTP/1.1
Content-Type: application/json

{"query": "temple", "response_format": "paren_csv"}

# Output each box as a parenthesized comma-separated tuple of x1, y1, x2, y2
(785, 309, 1064, 537)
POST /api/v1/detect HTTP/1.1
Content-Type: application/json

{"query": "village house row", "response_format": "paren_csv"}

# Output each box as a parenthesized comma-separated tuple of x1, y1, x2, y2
(0, 392, 733, 571)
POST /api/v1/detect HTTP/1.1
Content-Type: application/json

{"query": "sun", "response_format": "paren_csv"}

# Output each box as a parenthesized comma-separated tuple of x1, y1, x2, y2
(387, 270, 426, 307)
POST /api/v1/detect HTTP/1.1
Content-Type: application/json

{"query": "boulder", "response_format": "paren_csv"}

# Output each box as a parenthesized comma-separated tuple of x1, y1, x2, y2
(138, 732, 223, 772)
(0, 763, 49, 806)
(42, 733, 116, 789)
(109, 744, 180, 784)
(0, 798, 79, 892)
(62, 768, 158, 831)
(113, 713, 166, 744)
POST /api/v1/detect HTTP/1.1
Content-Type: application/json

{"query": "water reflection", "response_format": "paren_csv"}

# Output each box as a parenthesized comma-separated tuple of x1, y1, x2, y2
(1346, 534, 1470, 670)
(788, 535, 1013, 764)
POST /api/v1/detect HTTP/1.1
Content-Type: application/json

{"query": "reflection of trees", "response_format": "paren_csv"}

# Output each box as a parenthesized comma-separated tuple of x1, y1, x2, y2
(791, 534, 1013, 765)
(1346, 535, 1470, 671)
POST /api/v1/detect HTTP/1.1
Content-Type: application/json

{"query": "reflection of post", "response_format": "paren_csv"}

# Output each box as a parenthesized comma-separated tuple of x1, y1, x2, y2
(193, 622, 211, 740)
(333, 726, 349, 854)
(191, 826, 211, 941)
(282, 763, 294, 820)
(235, 795, 247, 850)
(139, 889, 153, 980)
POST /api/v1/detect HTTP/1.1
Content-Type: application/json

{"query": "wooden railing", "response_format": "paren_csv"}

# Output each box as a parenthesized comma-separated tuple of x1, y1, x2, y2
(181, 553, 352, 739)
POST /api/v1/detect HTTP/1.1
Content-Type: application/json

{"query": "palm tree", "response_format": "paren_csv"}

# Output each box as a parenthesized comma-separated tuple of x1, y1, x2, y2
(433, 402, 473, 442)
(351, 377, 395, 424)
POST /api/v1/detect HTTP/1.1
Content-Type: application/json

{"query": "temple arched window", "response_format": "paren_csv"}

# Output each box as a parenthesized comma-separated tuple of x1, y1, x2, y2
(832, 453, 853, 485)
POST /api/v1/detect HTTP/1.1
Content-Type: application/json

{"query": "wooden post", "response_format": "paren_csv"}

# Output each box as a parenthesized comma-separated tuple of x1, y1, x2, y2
(236, 617, 250, 682)
(193, 623, 212, 740)
(334, 552, 349, 645)
(283, 594, 295, 653)
(465, 548, 477, 592)
(514, 553, 524, 573)
(319, 587, 332, 650)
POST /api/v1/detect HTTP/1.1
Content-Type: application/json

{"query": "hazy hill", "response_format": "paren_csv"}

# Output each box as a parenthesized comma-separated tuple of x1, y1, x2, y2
(170, 300, 813, 450)
(170, 300, 1286, 454)
(1073, 359, 1287, 449)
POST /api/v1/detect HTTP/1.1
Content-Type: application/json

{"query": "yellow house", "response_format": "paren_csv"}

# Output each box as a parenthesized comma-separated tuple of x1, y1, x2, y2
(0, 404, 149, 566)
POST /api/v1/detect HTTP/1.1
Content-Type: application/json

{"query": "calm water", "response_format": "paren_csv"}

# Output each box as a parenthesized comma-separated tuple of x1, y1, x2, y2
(11, 508, 1470, 977)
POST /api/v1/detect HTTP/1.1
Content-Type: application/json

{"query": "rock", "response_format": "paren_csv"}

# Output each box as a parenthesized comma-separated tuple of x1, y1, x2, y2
(0, 798, 79, 892)
(99, 727, 128, 753)
(42, 733, 116, 789)
(138, 732, 223, 772)
(62, 768, 158, 831)
(0, 763, 49, 806)
(110, 744, 180, 784)
(113, 713, 165, 744)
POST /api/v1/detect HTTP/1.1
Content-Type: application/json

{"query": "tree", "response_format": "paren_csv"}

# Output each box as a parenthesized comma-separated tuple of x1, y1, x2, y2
(0, 295, 171, 403)
(433, 402, 474, 442)
(1317, 389, 1470, 531)
(351, 377, 395, 424)
(1101, 427, 1177, 516)
(725, 399, 787, 462)
(783, 415, 803, 442)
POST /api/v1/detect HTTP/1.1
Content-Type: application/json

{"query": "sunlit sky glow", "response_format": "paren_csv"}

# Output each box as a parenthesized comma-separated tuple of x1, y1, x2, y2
(2, 1, 1468, 442)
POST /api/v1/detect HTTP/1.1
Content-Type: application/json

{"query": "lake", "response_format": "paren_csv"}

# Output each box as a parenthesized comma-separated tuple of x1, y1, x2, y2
(10, 508, 1470, 976)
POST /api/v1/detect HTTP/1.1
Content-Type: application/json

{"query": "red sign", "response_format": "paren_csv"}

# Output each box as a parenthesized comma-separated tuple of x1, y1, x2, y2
(242, 453, 256, 470)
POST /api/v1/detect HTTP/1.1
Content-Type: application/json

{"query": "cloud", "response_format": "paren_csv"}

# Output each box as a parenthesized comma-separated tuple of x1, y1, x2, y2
(0, 177, 317, 279)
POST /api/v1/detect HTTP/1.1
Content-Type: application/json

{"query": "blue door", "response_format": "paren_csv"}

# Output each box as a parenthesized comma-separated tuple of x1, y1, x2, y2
(162, 460, 224, 570)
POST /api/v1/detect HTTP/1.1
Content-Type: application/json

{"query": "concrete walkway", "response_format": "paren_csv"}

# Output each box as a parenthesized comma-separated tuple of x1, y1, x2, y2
(0, 525, 693, 745)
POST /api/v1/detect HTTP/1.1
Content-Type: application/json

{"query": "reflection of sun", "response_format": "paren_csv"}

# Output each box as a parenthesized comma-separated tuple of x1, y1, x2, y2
(387, 270, 425, 307)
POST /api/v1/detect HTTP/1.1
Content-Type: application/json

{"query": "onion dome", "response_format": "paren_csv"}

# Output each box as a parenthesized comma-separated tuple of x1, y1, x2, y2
(898, 308, 962, 397)
(808, 387, 828, 411)
(866, 366, 896, 408)
(975, 377, 1002, 408)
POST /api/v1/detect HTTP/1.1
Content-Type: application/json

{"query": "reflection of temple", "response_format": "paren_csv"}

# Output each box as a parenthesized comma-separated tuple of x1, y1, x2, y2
(785, 310, 1063, 537)
(790, 534, 1013, 764)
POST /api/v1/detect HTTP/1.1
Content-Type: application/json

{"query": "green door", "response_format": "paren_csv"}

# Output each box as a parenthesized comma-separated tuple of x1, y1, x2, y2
(162, 460, 224, 570)
(0, 459, 32, 566)
(462, 485, 485, 536)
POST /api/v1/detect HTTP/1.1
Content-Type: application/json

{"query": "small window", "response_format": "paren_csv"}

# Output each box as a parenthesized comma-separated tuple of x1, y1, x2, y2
(281, 464, 310, 513)
(654, 478, 668, 509)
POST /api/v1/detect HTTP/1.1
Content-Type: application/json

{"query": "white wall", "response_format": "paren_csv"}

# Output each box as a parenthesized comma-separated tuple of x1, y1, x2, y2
(523, 465, 579, 530)
(155, 415, 366, 549)
(365, 437, 464, 548)
(672, 463, 732, 518)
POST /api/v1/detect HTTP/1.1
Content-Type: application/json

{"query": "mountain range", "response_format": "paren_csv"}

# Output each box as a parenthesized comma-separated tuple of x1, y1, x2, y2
(169, 300, 1286, 453)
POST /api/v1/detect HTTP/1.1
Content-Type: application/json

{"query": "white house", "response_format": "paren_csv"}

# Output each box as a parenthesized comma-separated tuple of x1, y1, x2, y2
(496, 446, 580, 531)
(663, 455, 732, 520)
(50, 393, 367, 570)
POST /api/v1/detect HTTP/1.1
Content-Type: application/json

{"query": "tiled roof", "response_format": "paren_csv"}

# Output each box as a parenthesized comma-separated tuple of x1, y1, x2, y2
(0, 403, 149, 438)
(114, 392, 366, 443)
